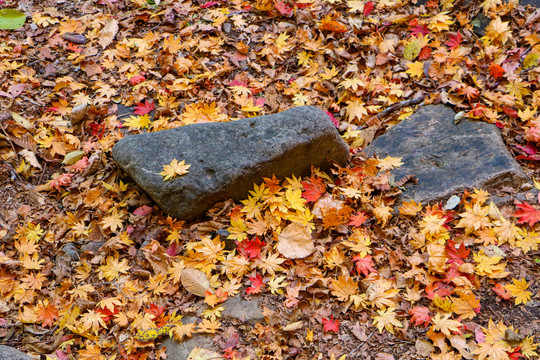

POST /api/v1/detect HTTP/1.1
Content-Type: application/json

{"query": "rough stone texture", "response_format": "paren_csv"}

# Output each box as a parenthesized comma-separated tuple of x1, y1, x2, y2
(222, 296, 264, 323)
(521, 0, 540, 7)
(112, 106, 349, 220)
(369, 105, 528, 205)
(0, 346, 33, 360)
(161, 317, 219, 360)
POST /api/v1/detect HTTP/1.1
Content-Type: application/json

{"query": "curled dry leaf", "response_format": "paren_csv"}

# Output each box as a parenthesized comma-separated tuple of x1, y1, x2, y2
(180, 268, 212, 297)
(99, 19, 119, 49)
(282, 321, 303, 331)
(277, 222, 314, 259)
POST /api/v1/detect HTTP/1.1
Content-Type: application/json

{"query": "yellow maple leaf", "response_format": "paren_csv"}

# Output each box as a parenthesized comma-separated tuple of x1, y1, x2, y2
(123, 114, 152, 130)
(473, 251, 509, 278)
(267, 276, 288, 295)
(452, 293, 480, 320)
(483, 17, 512, 45)
(81, 310, 107, 334)
(481, 0, 502, 15)
(505, 278, 532, 305)
(372, 307, 402, 334)
(431, 313, 461, 336)
(330, 275, 359, 302)
(377, 156, 403, 171)
(99, 255, 130, 281)
(197, 318, 221, 334)
(399, 200, 423, 217)
(429, 11, 454, 32)
(160, 159, 191, 181)
(474, 341, 511, 360)
(406, 61, 424, 78)
(505, 79, 530, 102)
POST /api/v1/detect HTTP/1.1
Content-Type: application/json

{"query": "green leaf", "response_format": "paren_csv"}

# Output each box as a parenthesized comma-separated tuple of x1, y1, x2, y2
(0, 9, 27, 30)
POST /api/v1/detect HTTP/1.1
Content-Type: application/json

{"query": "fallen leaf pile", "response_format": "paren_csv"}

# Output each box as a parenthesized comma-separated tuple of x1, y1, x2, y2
(0, 0, 539, 359)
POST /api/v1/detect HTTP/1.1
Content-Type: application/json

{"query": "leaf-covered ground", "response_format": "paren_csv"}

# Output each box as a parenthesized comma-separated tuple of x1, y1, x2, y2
(0, 0, 539, 359)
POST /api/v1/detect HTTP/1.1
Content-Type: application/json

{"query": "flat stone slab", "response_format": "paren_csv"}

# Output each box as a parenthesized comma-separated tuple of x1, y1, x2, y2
(370, 105, 528, 204)
(112, 106, 349, 220)
(222, 295, 264, 323)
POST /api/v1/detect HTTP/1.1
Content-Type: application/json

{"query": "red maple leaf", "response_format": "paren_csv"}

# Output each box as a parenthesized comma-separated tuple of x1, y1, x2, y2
(324, 110, 339, 127)
(275, 1, 293, 17)
(513, 201, 540, 226)
(445, 32, 462, 49)
(237, 237, 266, 259)
(492, 283, 512, 300)
(425, 281, 453, 300)
(129, 74, 145, 85)
(322, 315, 340, 333)
(352, 255, 377, 276)
(246, 274, 264, 295)
(145, 303, 165, 318)
(96, 307, 119, 323)
(508, 348, 525, 360)
(409, 307, 431, 327)
(349, 211, 368, 227)
(301, 177, 325, 202)
(410, 24, 429, 37)
(445, 240, 469, 265)
(363, 1, 374, 16)
(489, 63, 505, 79)
(49, 173, 74, 191)
(134, 100, 154, 115)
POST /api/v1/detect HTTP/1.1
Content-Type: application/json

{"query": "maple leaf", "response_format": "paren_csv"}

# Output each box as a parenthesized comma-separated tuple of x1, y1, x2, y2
(492, 283, 512, 300)
(275, 1, 293, 17)
(134, 100, 154, 115)
(237, 236, 265, 259)
(81, 310, 107, 334)
(301, 177, 325, 202)
(474, 341, 511, 360)
(505, 278, 532, 305)
(100, 255, 130, 281)
(246, 274, 264, 295)
(431, 313, 462, 336)
(446, 32, 462, 49)
(373, 308, 402, 334)
(406, 61, 424, 78)
(513, 201, 540, 226)
(330, 275, 358, 301)
(160, 159, 191, 181)
(410, 23, 429, 37)
(48, 173, 73, 191)
(35, 300, 59, 327)
(322, 315, 340, 333)
(129, 74, 145, 85)
(267, 275, 288, 295)
(352, 255, 376, 276)
(483, 17, 512, 45)
(409, 307, 431, 327)
(452, 293, 481, 320)
(349, 211, 368, 227)
(124, 114, 152, 130)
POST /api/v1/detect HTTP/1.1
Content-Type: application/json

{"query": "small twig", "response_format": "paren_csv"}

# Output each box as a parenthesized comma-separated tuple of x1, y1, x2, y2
(376, 95, 426, 120)
(349, 331, 376, 355)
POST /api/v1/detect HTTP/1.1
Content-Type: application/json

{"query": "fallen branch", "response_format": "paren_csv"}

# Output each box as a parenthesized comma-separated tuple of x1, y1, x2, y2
(376, 95, 426, 119)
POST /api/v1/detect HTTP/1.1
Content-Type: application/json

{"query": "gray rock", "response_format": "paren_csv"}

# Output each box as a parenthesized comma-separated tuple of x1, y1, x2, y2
(0, 345, 33, 360)
(522, 0, 540, 7)
(161, 335, 218, 360)
(222, 295, 264, 323)
(161, 316, 220, 360)
(369, 105, 528, 205)
(112, 106, 349, 221)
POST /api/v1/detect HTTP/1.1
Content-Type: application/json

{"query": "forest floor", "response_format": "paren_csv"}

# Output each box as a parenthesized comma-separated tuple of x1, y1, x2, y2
(0, 0, 540, 359)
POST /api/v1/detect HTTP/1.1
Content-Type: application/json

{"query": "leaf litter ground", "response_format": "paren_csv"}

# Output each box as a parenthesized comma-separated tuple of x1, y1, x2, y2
(0, 0, 539, 359)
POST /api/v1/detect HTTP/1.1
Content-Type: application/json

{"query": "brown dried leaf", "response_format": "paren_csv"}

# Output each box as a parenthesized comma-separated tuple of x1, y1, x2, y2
(277, 222, 314, 259)
(181, 268, 211, 297)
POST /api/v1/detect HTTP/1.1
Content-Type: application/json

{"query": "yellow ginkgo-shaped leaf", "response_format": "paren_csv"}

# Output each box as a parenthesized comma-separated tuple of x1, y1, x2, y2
(160, 159, 191, 181)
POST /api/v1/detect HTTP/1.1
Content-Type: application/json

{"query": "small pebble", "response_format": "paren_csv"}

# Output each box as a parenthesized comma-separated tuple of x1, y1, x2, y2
(223, 22, 231, 33)
(62, 32, 87, 44)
